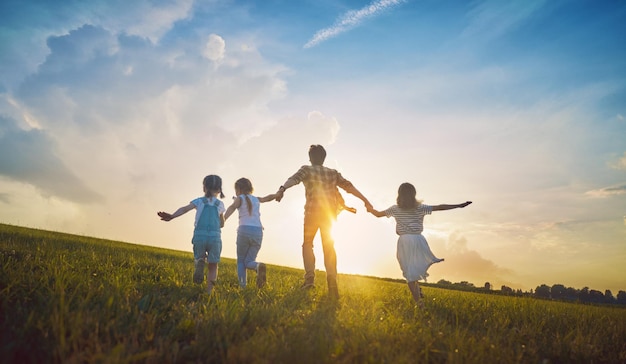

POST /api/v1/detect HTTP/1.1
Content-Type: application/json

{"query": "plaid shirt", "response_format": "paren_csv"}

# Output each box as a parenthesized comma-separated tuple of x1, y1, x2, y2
(287, 165, 354, 217)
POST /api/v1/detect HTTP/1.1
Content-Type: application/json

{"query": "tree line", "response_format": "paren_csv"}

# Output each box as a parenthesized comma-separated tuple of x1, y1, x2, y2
(434, 280, 626, 306)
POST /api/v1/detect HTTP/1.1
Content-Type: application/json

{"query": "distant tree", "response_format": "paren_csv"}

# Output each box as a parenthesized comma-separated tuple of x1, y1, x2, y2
(551, 284, 566, 300)
(437, 279, 451, 285)
(588, 290, 605, 303)
(617, 291, 626, 305)
(459, 281, 474, 287)
(579, 287, 590, 302)
(565, 287, 579, 301)
(484, 282, 491, 290)
(604, 290, 615, 304)
(535, 284, 550, 298)
(501, 285, 514, 295)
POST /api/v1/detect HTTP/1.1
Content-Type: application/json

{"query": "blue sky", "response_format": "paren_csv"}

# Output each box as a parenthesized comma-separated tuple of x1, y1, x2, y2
(1, 0, 625, 293)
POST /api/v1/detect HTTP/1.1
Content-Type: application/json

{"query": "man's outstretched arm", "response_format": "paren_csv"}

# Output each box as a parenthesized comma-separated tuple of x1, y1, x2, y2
(342, 183, 373, 211)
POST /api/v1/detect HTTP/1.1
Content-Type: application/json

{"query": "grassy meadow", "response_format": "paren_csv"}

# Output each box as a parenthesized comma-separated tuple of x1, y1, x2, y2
(1, 223, 625, 363)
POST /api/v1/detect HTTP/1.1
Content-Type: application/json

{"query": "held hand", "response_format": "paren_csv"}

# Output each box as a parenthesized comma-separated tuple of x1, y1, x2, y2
(275, 190, 284, 202)
(460, 201, 472, 208)
(157, 211, 173, 221)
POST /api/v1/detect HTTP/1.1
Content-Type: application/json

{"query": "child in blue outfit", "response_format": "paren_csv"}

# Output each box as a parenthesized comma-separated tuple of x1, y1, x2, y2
(158, 175, 226, 294)
(224, 177, 279, 288)
(367, 182, 471, 307)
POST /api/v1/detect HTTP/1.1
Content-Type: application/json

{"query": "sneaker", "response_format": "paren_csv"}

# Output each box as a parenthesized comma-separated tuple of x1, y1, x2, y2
(193, 259, 205, 284)
(300, 282, 315, 290)
(256, 263, 267, 288)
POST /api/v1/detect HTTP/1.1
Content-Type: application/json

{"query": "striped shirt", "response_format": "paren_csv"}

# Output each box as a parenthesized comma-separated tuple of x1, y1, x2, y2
(287, 165, 354, 217)
(383, 204, 433, 235)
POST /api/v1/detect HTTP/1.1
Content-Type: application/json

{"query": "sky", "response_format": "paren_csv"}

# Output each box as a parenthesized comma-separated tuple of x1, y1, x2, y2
(1, 0, 625, 294)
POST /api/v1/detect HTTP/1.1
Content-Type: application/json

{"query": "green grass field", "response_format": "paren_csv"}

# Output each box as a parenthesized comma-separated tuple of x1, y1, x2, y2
(1, 223, 625, 363)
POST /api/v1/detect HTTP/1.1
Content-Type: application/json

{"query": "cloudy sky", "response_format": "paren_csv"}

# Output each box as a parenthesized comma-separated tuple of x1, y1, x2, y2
(1, 0, 625, 293)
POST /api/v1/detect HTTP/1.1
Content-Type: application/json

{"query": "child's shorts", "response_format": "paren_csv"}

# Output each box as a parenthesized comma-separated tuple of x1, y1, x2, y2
(192, 235, 222, 263)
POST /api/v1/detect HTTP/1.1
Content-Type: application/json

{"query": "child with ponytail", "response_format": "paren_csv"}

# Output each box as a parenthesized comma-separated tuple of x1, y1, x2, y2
(224, 177, 279, 288)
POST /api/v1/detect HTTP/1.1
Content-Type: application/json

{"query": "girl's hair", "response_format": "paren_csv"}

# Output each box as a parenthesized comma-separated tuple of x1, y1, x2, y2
(203, 175, 225, 199)
(234, 178, 254, 215)
(397, 182, 422, 209)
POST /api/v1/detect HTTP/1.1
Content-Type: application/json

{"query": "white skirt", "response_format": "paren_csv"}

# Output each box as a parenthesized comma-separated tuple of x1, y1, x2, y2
(396, 234, 444, 282)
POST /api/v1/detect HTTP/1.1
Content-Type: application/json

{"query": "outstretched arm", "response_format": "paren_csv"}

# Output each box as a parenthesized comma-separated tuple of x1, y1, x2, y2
(157, 202, 195, 221)
(274, 178, 298, 202)
(224, 197, 242, 221)
(432, 201, 472, 211)
(258, 193, 280, 203)
(343, 184, 373, 211)
(366, 205, 386, 218)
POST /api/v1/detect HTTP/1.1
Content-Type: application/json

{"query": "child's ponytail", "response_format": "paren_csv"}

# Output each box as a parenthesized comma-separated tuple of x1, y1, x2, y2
(234, 178, 254, 215)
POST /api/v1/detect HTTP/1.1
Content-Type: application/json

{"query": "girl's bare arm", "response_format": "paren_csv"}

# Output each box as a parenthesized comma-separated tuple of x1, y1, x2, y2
(367, 206, 386, 218)
(224, 197, 242, 221)
(258, 193, 279, 203)
(432, 201, 472, 211)
(157, 202, 195, 221)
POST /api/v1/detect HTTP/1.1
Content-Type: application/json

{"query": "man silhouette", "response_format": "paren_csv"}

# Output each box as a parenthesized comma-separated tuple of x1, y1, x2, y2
(275, 145, 372, 299)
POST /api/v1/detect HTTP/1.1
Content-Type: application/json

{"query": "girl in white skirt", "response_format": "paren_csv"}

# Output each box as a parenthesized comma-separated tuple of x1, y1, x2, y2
(367, 182, 471, 307)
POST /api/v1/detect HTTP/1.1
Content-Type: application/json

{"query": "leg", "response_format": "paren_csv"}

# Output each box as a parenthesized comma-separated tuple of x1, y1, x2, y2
(241, 232, 265, 288)
(244, 231, 262, 270)
(236, 233, 251, 287)
(192, 240, 208, 284)
(408, 280, 424, 308)
(193, 258, 205, 284)
(206, 236, 222, 294)
(239, 227, 265, 288)
(207, 263, 218, 294)
(319, 218, 338, 298)
(256, 262, 266, 288)
(302, 214, 319, 287)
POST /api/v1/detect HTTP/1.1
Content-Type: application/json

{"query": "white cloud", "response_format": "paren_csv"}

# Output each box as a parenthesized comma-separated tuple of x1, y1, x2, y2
(585, 184, 626, 198)
(428, 232, 515, 286)
(0, 0, 194, 90)
(1, 18, 289, 209)
(0, 115, 102, 203)
(304, 0, 406, 48)
(121, 0, 194, 42)
(610, 152, 626, 170)
(203, 34, 226, 62)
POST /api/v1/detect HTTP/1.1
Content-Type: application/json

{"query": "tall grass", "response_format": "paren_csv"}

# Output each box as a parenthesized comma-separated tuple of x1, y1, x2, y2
(1, 223, 625, 363)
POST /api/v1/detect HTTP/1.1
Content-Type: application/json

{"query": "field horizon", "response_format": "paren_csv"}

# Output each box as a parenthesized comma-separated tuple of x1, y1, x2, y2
(1, 223, 625, 363)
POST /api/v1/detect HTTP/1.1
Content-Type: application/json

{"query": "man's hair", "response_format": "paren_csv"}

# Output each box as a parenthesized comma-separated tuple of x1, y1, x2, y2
(309, 145, 326, 165)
